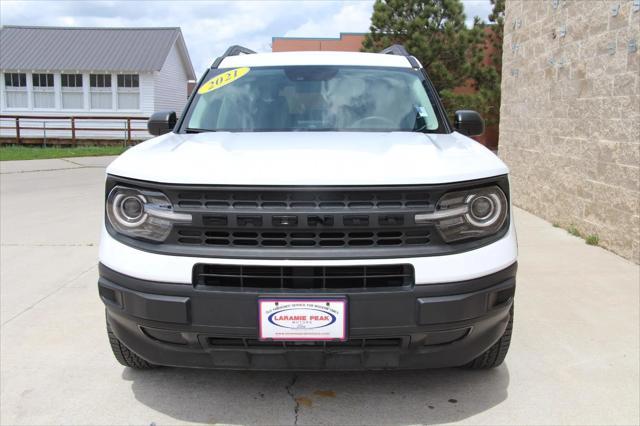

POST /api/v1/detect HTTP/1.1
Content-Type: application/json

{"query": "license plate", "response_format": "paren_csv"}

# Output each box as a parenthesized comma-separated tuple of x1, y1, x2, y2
(258, 298, 347, 341)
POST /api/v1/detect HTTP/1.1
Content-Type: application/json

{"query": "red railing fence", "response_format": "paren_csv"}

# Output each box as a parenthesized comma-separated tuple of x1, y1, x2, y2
(0, 114, 150, 145)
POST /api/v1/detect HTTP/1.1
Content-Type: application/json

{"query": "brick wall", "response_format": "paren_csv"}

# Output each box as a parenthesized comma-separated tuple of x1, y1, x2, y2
(499, 0, 640, 262)
(272, 33, 366, 52)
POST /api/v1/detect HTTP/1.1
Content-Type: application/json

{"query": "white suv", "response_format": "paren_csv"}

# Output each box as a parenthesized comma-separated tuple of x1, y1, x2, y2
(99, 45, 517, 370)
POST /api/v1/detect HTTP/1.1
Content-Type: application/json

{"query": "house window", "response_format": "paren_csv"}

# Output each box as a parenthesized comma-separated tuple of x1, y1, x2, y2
(32, 73, 55, 108)
(90, 74, 112, 109)
(117, 74, 139, 109)
(61, 73, 84, 109)
(3, 73, 28, 108)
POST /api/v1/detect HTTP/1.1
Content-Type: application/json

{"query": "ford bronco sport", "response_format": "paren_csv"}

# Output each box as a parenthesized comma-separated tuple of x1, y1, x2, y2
(99, 45, 517, 370)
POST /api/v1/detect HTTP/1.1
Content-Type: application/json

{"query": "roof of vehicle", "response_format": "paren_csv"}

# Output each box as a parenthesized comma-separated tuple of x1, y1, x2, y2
(218, 51, 417, 69)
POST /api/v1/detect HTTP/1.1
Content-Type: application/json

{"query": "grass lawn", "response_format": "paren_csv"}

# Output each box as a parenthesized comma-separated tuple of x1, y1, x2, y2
(0, 145, 128, 161)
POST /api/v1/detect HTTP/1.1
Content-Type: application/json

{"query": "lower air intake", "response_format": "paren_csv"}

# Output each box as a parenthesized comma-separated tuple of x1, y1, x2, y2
(193, 264, 414, 290)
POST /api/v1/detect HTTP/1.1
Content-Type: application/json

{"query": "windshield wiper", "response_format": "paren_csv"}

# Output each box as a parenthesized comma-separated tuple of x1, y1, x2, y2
(185, 127, 216, 133)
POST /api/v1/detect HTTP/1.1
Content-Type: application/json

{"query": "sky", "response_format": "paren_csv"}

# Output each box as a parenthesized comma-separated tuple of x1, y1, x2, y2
(0, 0, 493, 77)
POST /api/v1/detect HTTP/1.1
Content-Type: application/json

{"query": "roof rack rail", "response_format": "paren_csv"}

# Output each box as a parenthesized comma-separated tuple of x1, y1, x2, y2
(379, 44, 420, 68)
(211, 45, 256, 68)
(380, 44, 410, 56)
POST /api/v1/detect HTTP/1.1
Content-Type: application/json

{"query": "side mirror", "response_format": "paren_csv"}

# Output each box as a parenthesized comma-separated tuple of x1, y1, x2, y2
(454, 110, 485, 137)
(148, 111, 177, 136)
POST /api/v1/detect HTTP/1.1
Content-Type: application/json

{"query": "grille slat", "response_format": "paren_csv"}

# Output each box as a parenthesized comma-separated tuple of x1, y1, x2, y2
(177, 228, 430, 248)
(194, 264, 414, 290)
(176, 189, 432, 210)
(197, 273, 412, 279)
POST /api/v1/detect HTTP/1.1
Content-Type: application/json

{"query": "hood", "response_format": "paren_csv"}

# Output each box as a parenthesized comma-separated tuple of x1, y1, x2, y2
(107, 131, 508, 185)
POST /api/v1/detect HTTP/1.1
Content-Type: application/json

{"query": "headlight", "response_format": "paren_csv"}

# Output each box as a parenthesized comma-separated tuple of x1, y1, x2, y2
(106, 186, 191, 242)
(415, 185, 508, 242)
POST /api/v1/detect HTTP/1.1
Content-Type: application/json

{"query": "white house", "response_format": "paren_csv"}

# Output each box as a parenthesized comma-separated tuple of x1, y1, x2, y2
(0, 25, 196, 141)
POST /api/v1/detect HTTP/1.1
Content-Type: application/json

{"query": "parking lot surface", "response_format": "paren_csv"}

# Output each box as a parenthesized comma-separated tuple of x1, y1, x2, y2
(1, 156, 639, 425)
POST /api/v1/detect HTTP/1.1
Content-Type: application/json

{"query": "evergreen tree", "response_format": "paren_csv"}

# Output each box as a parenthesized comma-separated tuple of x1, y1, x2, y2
(483, 0, 505, 126)
(487, 0, 505, 73)
(363, 0, 503, 127)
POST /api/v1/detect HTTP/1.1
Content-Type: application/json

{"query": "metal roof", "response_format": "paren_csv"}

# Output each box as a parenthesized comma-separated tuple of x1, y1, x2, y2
(0, 26, 195, 77)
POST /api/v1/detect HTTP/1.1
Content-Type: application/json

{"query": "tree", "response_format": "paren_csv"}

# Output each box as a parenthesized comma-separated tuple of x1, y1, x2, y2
(483, 0, 505, 127)
(362, 0, 504, 128)
(487, 0, 505, 73)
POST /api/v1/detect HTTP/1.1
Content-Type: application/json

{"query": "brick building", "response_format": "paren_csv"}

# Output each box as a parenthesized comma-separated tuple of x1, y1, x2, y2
(499, 0, 639, 261)
(272, 33, 367, 52)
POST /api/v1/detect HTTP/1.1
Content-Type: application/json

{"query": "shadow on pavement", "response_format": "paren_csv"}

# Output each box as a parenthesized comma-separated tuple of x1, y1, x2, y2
(123, 365, 509, 424)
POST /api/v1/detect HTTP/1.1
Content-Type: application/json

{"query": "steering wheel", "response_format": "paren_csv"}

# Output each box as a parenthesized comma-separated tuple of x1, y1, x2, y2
(351, 116, 396, 128)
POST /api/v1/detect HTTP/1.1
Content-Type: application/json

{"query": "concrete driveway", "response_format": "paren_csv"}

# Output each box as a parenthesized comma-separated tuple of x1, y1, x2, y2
(1, 156, 638, 425)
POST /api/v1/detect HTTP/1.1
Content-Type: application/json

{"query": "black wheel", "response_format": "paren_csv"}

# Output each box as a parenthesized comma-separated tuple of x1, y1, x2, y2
(464, 307, 513, 369)
(106, 319, 156, 369)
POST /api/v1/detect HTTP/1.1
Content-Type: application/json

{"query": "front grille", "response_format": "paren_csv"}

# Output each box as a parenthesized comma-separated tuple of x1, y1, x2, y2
(207, 337, 404, 349)
(176, 189, 431, 210)
(171, 187, 435, 250)
(193, 264, 414, 289)
(106, 176, 510, 259)
(177, 228, 430, 248)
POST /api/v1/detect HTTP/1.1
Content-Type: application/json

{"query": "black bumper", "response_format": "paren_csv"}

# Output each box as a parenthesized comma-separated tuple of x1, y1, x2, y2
(99, 262, 516, 370)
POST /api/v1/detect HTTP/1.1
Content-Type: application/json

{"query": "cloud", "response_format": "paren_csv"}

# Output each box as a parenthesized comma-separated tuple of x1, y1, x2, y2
(1, 0, 492, 76)
(284, 1, 375, 38)
(463, 0, 493, 26)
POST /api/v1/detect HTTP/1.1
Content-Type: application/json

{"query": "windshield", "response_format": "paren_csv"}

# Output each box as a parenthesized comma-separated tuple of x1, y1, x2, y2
(183, 66, 443, 133)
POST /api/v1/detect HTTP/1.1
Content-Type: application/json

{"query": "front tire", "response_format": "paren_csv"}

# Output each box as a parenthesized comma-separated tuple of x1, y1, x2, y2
(464, 307, 513, 369)
(106, 319, 156, 369)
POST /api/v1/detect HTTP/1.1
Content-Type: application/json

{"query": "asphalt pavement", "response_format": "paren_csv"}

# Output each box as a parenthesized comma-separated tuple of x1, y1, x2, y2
(1, 156, 638, 425)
